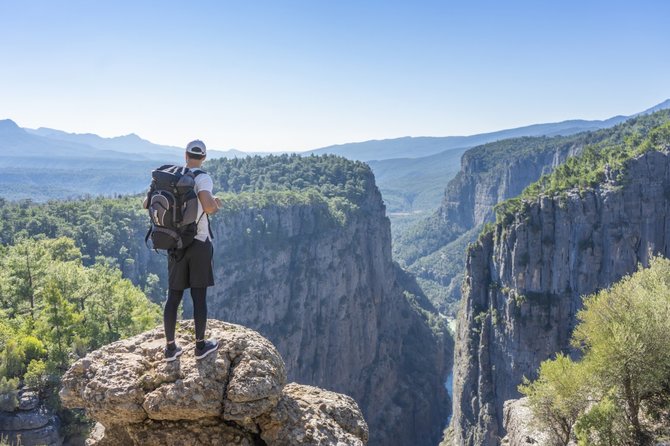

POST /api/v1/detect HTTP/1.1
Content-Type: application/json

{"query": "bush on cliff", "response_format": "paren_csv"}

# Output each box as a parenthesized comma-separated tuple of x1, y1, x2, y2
(520, 256, 670, 445)
(519, 353, 588, 445)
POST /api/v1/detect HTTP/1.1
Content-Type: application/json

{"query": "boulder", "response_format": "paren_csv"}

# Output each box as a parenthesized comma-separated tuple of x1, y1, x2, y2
(61, 320, 368, 446)
(18, 391, 39, 411)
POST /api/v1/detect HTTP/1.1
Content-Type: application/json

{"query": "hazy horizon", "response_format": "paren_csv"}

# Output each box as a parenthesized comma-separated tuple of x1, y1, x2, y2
(4, 96, 669, 155)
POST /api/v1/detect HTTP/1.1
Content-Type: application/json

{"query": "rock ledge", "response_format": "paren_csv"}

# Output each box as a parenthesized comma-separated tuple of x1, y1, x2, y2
(60, 319, 368, 446)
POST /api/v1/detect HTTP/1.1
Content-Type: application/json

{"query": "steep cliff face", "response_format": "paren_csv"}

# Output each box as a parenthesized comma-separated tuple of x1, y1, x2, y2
(194, 185, 448, 446)
(442, 143, 581, 231)
(396, 138, 582, 314)
(452, 150, 670, 445)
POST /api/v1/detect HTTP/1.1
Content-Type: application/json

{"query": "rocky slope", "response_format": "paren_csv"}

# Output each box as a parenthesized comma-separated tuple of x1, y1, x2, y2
(451, 149, 670, 445)
(60, 320, 368, 446)
(197, 181, 449, 446)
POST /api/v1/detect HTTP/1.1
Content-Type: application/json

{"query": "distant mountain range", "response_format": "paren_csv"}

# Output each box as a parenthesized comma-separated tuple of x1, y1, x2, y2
(24, 126, 257, 161)
(0, 121, 273, 200)
(306, 99, 670, 162)
(350, 99, 670, 214)
(1, 98, 668, 203)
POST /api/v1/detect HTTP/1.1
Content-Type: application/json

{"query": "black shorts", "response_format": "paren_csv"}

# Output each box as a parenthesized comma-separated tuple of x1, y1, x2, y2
(168, 239, 215, 290)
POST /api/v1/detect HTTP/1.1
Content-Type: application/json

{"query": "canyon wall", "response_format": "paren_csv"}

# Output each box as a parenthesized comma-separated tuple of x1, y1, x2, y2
(193, 184, 450, 446)
(451, 150, 670, 445)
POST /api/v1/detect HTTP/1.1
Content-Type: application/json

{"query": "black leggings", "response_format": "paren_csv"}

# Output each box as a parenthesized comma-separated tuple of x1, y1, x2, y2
(164, 288, 207, 344)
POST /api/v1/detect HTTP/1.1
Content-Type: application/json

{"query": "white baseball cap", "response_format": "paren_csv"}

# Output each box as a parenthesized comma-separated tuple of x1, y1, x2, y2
(186, 139, 207, 156)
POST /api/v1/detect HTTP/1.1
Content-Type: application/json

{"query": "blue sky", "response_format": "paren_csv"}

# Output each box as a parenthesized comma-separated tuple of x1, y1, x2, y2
(1, 1, 669, 151)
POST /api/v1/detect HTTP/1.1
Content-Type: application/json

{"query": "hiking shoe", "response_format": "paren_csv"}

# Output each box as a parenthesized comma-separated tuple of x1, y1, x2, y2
(164, 345, 183, 362)
(195, 339, 219, 360)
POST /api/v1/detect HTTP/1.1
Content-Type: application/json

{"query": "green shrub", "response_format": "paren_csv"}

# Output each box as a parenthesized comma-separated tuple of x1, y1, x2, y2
(574, 395, 630, 446)
(0, 376, 19, 412)
(522, 256, 670, 445)
(23, 359, 47, 392)
(20, 336, 46, 364)
(519, 353, 588, 446)
(0, 340, 26, 379)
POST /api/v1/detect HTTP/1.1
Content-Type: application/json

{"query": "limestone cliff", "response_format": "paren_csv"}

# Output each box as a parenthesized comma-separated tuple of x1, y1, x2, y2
(451, 150, 670, 445)
(396, 111, 670, 315)
(196, 182, 449, 446)
(395, 137, 583, 314)
(60, 320, 369, 446)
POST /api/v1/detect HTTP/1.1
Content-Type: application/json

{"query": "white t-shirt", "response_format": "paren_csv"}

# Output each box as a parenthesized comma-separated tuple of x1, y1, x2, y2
(191, 168, 214, 242)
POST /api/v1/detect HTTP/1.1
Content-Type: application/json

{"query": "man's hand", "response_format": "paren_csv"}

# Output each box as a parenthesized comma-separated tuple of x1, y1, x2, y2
(198, 190, 221, 214)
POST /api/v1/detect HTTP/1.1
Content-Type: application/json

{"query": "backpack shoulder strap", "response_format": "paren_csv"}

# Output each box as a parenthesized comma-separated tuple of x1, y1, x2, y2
(207, 214, 214, 240)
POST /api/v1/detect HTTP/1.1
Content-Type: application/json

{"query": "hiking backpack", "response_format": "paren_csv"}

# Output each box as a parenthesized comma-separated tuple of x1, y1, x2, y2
(145, 165, 204, 251)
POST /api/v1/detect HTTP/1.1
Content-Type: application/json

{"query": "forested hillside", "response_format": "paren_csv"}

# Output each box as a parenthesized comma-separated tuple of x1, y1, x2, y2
(0, 154, 375, 301)
(0, 237, 160, 442)
(368, 146, 466, 215)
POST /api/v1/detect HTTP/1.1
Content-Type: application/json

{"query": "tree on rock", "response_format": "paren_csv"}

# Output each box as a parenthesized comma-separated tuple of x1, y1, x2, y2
(521, 256, 670, 445)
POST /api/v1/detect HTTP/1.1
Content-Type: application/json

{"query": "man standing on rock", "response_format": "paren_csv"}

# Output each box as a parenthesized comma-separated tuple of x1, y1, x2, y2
(145, 139, 221, 362)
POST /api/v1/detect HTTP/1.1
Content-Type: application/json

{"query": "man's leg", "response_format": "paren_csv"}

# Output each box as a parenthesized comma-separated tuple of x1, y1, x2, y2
(163, 288, 185, 361)
(164, 289, 185, 345)
(189, 239, 217, 359)
(191, 287, 207, 349)
(191, 286, 218, 359)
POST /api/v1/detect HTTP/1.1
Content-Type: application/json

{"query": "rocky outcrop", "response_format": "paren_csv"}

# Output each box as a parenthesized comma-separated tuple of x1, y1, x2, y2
(195, 181, 449, 445)
(451, 150, 670, 445)
(500, 398, 551, 446)
(60, 320, 368, 446)
(0, 391, 62, 446)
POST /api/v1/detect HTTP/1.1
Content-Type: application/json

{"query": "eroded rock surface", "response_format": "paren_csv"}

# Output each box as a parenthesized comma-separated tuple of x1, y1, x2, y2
(259, 383, 369, 446)
(60, 319, 368, 446)
(0, 390, 62, 446)
(500, 398, 551, 446)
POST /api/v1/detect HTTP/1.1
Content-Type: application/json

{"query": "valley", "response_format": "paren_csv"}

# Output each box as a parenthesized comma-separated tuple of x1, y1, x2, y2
(2, 101, 670, 445)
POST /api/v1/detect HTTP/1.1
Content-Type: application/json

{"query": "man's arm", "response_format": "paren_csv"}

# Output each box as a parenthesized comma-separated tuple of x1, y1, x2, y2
(198, 190, 222, 214)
